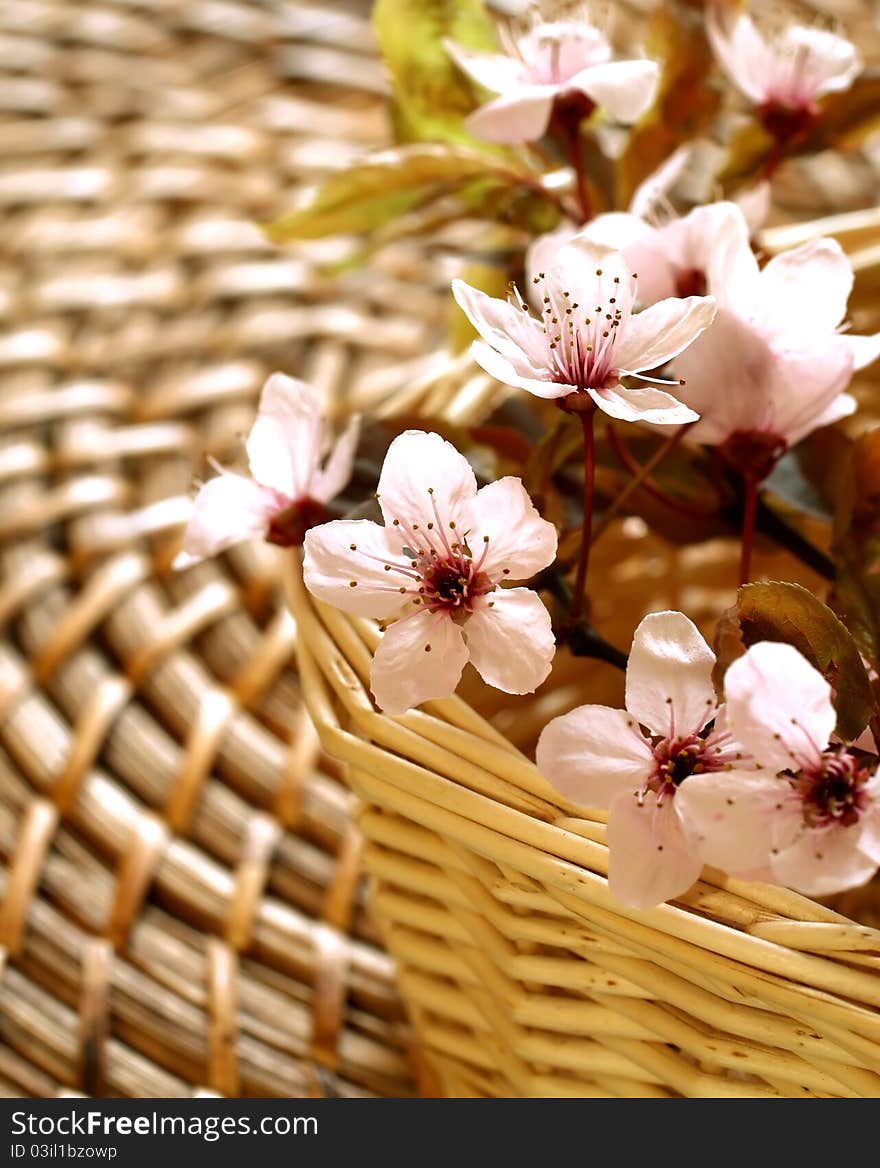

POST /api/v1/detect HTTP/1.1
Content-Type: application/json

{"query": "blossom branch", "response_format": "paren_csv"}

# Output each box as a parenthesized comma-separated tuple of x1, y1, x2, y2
(569, 400, 597, 621)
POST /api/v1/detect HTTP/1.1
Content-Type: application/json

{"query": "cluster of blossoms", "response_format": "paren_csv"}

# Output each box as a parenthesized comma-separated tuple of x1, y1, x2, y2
(174, 3, 880, 910)
(537, 613, 880, 907)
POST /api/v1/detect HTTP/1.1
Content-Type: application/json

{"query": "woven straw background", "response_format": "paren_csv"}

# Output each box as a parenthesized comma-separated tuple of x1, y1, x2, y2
(1, 0, 879, 1102)
(0, 0, 465, 1099)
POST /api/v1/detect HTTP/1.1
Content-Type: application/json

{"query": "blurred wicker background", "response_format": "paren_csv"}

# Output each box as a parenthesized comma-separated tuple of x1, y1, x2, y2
(0, 0, 878, 1100)
(0, 0, 456, 1100)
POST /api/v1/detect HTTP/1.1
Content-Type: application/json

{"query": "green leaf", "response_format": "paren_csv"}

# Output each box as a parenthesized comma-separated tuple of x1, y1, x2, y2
(831, 427, 880, 674)
(713, 580, 874, 742)
(373, 0, 498, 146)
(263, 145, 542, 242)
(617, 0, 723, 208)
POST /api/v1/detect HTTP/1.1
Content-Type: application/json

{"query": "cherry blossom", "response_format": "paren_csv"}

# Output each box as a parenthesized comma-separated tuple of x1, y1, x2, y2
(707, 5, 861, 119)
(672, 236, 878, 456)
(529, 199, 756, 309)
(174, 373, 360, 569)
(445, 11, 659, 144)
(452, 239, 715, 424)
(536, 611, 754, 908)
(682, 642, 880, 897)
(302, 430, 557, 715)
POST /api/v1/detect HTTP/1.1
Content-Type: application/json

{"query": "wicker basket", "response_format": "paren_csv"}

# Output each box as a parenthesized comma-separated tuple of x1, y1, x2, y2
(286, 534, 880, 1098)
(0, 0, 458, 1099)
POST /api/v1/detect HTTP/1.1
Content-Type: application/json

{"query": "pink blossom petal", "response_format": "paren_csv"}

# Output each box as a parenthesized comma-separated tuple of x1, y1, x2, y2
(376, 430, 477, 534)
(723, 642, 835, 772)
(571, 58, 660, 123)
(371, 610, 469, 714)
(571, 213, 676, 306)
(463, 477, 558, 580)
(674, 310, 853, 448)
(463, 588, 554, 695)
(606, 789, 703, 908)
(246, 373, 323, 498)
(588, 383, 698, 425)
(627, 145, 694, 220)
(785, 391, 856, 448)
(612, 294, 716, 373)
(174, 473, 276, 567)
(758, 239, 853, 337)
(707, 12, 770, 105)
(844, 332, 880, 372)
(857, 788, 880, 863)
(536, 705, 654, 808)
(675, 770, 796, 877)
(525, 224, 579, 301)
(550, 240, 636, 316)
(780, 26, 862, 99)
(452, 278, 547, 370)
(302, 519, 411, 620)
(734, 182, 771, 237)
(663, 202, 755, 298)
(770, 338, 854, 446)
(470, 340, 575, 399)
(444, 40, 529, 93)
(625, 611, 718, 739)
(311, 414, 360, 504)
(465, 86, 557, 144)
(772, 822, 879, 898)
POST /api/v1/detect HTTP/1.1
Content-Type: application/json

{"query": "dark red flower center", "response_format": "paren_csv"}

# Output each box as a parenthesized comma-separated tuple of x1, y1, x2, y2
(265, 495, 328, 548)
(792, 748, 873, 829)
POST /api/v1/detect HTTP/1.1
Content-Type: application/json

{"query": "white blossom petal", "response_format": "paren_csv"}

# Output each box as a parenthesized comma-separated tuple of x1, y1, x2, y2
(723, 642, 835, 772)
(785, 390, 856, 449)
(376, 430, 477, 533)
(371, 610, 469, 714)
(780, 25, 862, 100)
(174, 474, 276, 567)
(302, 519, 412, 619)
(463, 477, 558, 580)
(569, 213, 676, 306)
(589, 383, 699, 425)
(463, 588, 554, 695)
(772, 822, 879, 898)
(606, 790, 704, 908)
(676, 770, 796, 878)
(311, 414, 360, 504)
(452, 278, 548, 370)
(465, 86, 556, 143)
(625, 611, 718, 738)
(470, 340, 575, 399)
(572, 58, 660, 123)
(536, 705, 654, 808)
(444, 40, 529, 93)
(246, 373, 323, 498)
(612, 294, 716, 373)
(757, 239, 853, 337)
(628, 145, 694, 220)
(844, 332, 880, 372)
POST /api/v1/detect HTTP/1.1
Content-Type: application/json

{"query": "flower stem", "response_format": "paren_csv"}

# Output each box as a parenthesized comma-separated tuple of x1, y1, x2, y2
(606, 423, 716, 519)
(739, 472, 759, 586)
(595, 422, 696, 541)
(570, 404, 596, 620)
(567, 122, 592, 224)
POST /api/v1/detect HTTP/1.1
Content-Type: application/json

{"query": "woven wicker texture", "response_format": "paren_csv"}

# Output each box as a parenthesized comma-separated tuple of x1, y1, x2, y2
(0, 0, 465, 1099)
